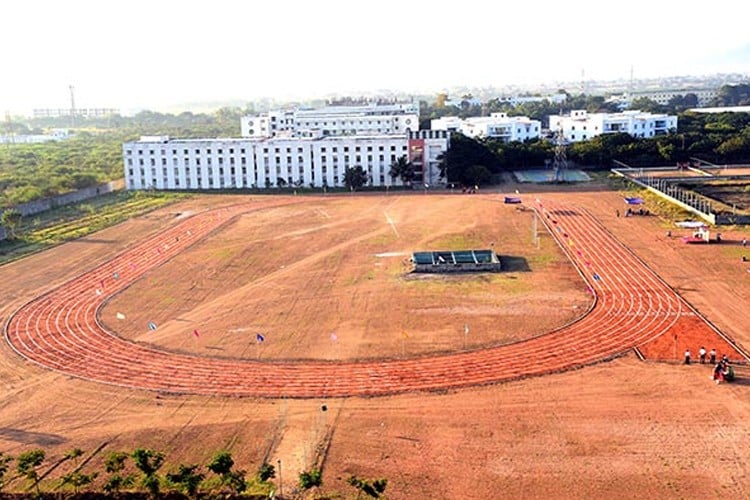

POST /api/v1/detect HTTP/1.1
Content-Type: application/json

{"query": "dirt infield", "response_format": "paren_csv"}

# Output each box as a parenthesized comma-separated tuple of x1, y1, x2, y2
(1, 186, 749, 498)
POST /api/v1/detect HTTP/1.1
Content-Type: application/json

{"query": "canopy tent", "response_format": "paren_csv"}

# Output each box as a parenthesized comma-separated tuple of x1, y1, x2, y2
(624, 197, 645, 205)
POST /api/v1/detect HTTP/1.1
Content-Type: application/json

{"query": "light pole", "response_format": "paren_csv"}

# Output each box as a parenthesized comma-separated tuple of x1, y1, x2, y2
(277, 459, 282, 497)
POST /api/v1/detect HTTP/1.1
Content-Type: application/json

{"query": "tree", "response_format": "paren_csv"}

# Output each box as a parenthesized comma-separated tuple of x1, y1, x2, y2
(463, 165, 492, 187)
(103, 451, 135, 494)
(343, 165, 368, 191)
(0, 453, 13, 491)
(166, 464, 204, 496)
(1, 209, 22, 239)
(131, 448, 165, 496)
(61, 470, 97, 494)
(207, 451, 246, 494)
(257, 462, 276, 483)
(348, 475, 388, 498)
(298, 468, 322, 489)
(60, 448, 97, 493)
(16, 449, 45, 494)
(389, 155, 415, 186)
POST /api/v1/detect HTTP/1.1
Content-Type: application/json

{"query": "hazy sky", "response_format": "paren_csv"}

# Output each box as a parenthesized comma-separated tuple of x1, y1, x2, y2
(1, 0, 748, 114)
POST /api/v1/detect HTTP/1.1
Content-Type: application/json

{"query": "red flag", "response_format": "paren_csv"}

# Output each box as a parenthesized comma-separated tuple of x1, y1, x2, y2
(193, 329, 200, 337)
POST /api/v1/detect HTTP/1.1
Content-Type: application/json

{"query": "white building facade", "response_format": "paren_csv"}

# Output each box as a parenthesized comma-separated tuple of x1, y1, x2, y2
(548, 110, 678, 143)
(123, 130, 449, 191)
(240, 102, 419, 138)
(431, 113, 541, 142)
(606, 89, 718, 109)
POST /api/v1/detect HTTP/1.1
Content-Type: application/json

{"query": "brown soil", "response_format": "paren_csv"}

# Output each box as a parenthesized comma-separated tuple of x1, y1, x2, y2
(1, 185, 749, 499)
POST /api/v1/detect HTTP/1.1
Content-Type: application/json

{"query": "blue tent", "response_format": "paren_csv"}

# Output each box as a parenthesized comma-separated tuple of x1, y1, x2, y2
(624, 197, 644, 205)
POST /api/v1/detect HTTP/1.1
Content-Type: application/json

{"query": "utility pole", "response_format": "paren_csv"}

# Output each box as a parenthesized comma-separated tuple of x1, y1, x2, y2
(69, 84, 76, 128)
(4, 111, 13, 149)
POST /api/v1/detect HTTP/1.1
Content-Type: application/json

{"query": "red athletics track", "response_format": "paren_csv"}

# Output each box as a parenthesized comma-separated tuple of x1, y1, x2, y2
(4, 198, 746, 398)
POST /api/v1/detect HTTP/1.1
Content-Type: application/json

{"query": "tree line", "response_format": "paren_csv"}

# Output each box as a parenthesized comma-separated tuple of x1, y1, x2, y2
(3, 84, 750, 206)
(0, 446, 387, 498)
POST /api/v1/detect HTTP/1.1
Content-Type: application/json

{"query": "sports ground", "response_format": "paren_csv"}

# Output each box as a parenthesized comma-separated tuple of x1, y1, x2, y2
(1, 182, 749, 498)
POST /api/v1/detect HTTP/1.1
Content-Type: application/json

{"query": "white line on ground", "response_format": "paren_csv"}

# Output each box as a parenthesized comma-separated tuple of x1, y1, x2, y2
(384, 212, 399, 237)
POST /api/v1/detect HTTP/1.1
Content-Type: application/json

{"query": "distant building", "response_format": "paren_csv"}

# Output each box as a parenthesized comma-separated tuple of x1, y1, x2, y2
(606, 89, 718, 109)
(0, 129, 70, 144)
(687, 105, 750, 114)
(548, 110, 677, 143)
(431, 113, 541, 142)
(240, 102, 419, 138)
(443, 97, 482, 108)
(492, 93, 567, 107)
(32, 108, 119, 119)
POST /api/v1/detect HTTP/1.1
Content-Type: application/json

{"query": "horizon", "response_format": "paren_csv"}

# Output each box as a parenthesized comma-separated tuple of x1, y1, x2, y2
(2, 0, 749, 116)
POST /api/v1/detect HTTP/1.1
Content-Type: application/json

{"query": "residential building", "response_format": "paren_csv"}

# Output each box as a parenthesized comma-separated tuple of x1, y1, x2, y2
(431, 113, 541, 142)
(548, 110, 677, 143)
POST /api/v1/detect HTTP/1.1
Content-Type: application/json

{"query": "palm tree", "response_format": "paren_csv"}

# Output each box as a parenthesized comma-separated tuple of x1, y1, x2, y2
(389, 155, 415, 186)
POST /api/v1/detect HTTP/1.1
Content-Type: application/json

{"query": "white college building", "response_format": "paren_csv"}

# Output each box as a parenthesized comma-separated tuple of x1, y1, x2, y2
(431, 113, 541, 142)
(240, 102, 420, 138)
(123, 129, 449, 191)
(547, 110, 678, 143)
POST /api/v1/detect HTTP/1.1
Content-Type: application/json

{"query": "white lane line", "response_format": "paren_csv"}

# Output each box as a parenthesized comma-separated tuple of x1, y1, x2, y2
(384, 212, 399, 237)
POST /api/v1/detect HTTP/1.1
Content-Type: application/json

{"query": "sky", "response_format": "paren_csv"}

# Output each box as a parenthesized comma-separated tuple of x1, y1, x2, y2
(1, 0, 749, 115)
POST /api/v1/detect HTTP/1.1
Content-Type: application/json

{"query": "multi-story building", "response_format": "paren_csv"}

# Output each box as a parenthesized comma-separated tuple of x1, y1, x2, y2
(123, 129, 449, 191)
(240, 102, 419, 138)
(548, 110, 677, 143)
(32, 108, 119, 119)
(431, 113, 541, 142)
(606, 89, 718, 109)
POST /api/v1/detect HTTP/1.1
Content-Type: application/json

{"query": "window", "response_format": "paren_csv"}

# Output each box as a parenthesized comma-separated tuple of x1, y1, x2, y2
(126, 150, 132, 155)
(127, 159, 133, 166)
(207, 149, 212, 154)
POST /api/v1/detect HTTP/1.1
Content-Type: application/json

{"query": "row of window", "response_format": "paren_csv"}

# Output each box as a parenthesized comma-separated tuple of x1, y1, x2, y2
(128, 158, 415, 179)
(127, 144, 406, 156)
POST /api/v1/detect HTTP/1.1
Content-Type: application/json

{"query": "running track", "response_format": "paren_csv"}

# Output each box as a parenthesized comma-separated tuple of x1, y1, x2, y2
(2, 199, 738, 398)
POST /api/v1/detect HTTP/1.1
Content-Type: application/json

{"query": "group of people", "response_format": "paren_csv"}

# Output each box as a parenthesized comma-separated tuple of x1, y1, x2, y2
(616, 207, 651, 218)
(684, 347, 734, 384)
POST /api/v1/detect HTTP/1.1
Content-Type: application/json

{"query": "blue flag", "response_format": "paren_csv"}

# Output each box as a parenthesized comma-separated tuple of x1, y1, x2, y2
(148, 321, 157, 331)
(256, 333, 265, 342)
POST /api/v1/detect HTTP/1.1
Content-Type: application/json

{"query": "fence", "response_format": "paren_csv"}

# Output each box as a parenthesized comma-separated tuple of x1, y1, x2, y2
(0, 180, 124, 241)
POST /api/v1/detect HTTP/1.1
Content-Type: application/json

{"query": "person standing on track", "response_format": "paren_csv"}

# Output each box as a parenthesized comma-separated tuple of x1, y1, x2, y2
(684, 349, 691, 365)
(709, 348, 717, 365)
(699, 346, 707, 364)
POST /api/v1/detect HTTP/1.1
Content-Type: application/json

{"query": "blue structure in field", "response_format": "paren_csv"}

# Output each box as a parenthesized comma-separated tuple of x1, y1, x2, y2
(412, 249, 501, 273)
